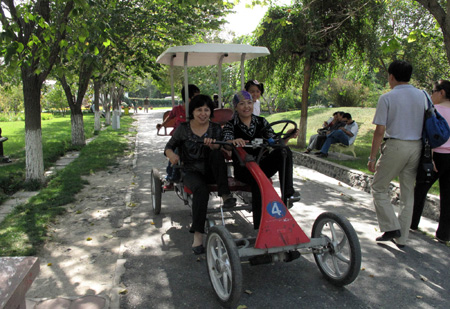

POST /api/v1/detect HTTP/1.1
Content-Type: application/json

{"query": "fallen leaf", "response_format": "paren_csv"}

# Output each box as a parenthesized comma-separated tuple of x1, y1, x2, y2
(151, 221, 155, 225)
(119, 289, 128, 295)
(237, 306, 248, 309)
(128, 202, 136, 208)
(86, 237, 92, 241)
(244, 290, 253, 295)
(369, 274, 375, 278)
(420, 275, 428, 282)
(103, 234, 114, 239)
(416, 295, 423, 299)
(76, 210, 82, 214)
(47, 263, 52, 266)
(361, 267, 365, 271)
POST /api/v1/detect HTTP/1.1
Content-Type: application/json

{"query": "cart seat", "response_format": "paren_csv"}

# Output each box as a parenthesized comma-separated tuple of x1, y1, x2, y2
(211, 108, 233, 126)
(157, 110, 176, 136)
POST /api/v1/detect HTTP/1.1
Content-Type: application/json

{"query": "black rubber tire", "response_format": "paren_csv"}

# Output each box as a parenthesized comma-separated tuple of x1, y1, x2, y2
(312, 212, 361, 286)
(150, 168, 162, 215)
(206, 226, 243, 308)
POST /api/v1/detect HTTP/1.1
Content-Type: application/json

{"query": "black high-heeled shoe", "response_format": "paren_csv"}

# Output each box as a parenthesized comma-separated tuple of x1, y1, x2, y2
(192, 244, 205, 255)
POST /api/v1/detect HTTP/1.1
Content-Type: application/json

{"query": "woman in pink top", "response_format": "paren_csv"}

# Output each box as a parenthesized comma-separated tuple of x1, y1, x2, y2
(411, 80, 450, 243)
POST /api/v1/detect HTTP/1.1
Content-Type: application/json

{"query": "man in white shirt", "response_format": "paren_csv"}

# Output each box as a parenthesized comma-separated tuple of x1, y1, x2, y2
(368, 60, 425, 248)
(315, 113, 358, 157)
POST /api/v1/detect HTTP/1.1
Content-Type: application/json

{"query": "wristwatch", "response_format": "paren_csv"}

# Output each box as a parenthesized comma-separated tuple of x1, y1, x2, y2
(368, 157, 376, 163)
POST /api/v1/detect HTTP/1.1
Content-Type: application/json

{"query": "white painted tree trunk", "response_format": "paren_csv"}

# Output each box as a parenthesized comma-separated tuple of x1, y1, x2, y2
(71, 113, 86, 146)
(112, 110, 121, 129)
(25, 129, 45, 183)
(105, 111, 111, 125)
(94, 111, 101, 131)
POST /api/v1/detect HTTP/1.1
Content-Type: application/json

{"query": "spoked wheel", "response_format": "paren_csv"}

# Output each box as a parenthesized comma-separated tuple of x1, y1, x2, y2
(150, 168, 162, 215)
(206, 226, 243, 308)
(312, 212, 361, 286)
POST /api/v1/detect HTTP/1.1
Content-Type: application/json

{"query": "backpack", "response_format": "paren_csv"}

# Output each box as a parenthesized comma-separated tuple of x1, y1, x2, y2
(422, 91, 450, 149)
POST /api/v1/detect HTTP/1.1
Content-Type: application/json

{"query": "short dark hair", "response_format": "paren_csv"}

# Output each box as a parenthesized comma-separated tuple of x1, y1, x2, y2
(343, 112, 352, 120)
(435, 80, 450, 100)
(388, 60, 412, 82)
(188, 94, 215, 120)
(244, 80, 264, 95)
(181, 84, 200, 103)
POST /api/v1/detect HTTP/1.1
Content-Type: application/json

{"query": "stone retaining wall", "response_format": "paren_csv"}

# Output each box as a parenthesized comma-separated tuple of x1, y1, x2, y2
(292, 151, 440, 222)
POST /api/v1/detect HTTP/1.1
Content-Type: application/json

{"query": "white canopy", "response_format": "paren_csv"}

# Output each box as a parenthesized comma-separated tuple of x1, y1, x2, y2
(156, 43, 270, 67)
(156, 43, 270, 117)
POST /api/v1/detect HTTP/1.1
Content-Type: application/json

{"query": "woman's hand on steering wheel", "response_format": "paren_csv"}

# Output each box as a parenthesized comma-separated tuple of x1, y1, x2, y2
(203, 137, 219, 150)
(228, 138, 248, 147)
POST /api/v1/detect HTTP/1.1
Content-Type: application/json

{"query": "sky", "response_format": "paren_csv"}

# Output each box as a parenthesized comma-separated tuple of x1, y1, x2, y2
(223, 0, 292, 37)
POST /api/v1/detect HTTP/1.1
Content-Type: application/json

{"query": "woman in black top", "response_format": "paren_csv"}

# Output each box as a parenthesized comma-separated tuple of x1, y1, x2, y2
(165, 95, 236, 254)
(222, 90, 299, 229)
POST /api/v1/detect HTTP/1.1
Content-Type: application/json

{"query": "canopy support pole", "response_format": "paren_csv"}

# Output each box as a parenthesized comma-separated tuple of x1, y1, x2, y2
(240, 53, 246, 89)
(184, 52, 189, 120)
(170, 55, 176, 107)
(218, 54, 226, 109)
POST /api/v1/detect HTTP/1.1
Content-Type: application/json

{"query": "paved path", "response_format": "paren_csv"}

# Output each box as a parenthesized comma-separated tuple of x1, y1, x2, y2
(10, 110, 449, 308)
(121, 111, 449, 308)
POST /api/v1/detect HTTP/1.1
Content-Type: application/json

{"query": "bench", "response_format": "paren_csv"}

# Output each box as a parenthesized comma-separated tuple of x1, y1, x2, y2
(0, 128, 12, 163)
(329, 143, 356, 158)
(0, 257, 40, 309)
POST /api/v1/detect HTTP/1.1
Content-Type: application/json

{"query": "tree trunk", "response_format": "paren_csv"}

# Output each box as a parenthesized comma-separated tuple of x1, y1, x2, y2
(71, 113, 86, 146)
(22, 69, 45, 183)
(94, 80, 101, 132)
(415, 0, 450, 67)
(297, 58, 313, 148)
(59, 76, 86, 146)
(102, 90, 112, 126)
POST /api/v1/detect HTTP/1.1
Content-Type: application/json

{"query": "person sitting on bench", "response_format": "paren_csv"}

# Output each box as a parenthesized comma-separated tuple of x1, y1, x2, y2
(164, 94, 236, 255)
(222, 90, 300, 230)
(314, 113, 358, 158)
(304, 111, 345, 153)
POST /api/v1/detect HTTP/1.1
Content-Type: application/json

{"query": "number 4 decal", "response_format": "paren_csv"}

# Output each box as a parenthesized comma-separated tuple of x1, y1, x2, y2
(266, 201, 286, 219)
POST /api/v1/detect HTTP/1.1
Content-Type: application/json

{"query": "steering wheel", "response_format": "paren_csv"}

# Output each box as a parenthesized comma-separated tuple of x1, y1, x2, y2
(261, 120, 298, 142)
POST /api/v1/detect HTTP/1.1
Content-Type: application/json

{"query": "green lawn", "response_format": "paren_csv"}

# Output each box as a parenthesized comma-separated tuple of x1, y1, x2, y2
(0, 114, 135, 256)
(0, 114, 96, 202)
(265, 107, 439, 195)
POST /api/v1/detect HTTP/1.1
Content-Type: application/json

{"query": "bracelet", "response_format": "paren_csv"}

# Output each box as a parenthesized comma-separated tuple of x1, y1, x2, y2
(368, 157, 376, 163)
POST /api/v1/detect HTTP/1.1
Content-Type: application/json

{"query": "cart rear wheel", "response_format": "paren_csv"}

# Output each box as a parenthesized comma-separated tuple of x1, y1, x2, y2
(312, 212, 361, 286)
(151, 168, 162, 214)
(206, 226, 242, 308)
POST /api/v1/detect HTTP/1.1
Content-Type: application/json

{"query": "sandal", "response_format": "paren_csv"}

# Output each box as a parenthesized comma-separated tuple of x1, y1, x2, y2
(192, 244, 205, 255)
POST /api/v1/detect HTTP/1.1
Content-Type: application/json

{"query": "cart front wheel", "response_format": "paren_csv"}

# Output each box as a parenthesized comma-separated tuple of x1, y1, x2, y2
(206, 226, 242, 308)
(312, 212, 361, 286)
(150, 168, 162, 214)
